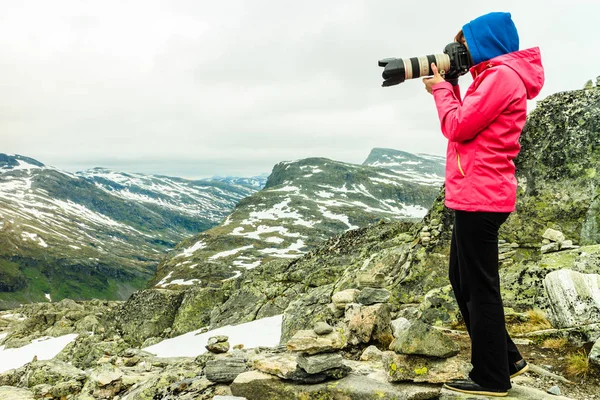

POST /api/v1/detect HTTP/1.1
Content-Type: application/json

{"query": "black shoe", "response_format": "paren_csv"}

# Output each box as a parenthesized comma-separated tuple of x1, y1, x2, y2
(443, 378, 508, 397)
(509, 359, 529, 378)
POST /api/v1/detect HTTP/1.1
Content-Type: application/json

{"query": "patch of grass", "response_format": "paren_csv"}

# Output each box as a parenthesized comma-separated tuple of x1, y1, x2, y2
(542, 337, 568, 349)
(507, 309, 552, 335)
(565, 350, 589, 378)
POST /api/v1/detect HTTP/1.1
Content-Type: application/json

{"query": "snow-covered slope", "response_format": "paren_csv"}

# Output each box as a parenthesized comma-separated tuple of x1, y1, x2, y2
(0, 154, 264, 308)
(151, 154, 441, 287)
(362, 148, 445, 186)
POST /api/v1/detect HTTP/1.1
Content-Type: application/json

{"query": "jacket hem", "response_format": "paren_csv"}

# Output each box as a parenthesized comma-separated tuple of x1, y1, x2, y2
(444, 200, 515, 213)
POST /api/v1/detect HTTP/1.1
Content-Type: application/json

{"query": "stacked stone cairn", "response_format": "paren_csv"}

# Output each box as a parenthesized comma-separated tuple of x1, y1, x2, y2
(204, 335, 248, 384)
(541, 228, 580, 254)
(419, 218, 443, 246)
(498, 239, 519, 266)
(284, 321, 351, 383)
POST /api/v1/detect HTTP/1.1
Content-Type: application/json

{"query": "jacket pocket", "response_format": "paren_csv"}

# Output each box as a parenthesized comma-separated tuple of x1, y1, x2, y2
(456, 148, 466, 177)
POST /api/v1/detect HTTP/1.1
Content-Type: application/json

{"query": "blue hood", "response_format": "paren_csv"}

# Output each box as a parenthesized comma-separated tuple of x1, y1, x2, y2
(462, 12, 519, 66)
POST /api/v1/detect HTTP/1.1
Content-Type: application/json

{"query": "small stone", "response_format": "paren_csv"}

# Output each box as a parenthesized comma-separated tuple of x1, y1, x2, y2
(208, 335, 229, 346)
(541, 242, 560, 254)
(205, 357, 247, 383)
(498, 239, 507, 244)
(233, 344, 244, 350)
(542, 239, 551, 245)
(559, 240, 580, 250)
(422, 226, 430, 232)
(357, 288, 391, 305)
(313, 322, 333, 335)
(547, 385, 561, 395)
(286, 329, 346, 355)
(332, 289, 360, 309)
(207, 341, 231, 354)
(296, 352, 343, 374)
(390, 317, 411, 338)
(430, 219, 440, 226)
(360, 345, 383, 361)
(358, 272, 386, 289)
(420, 231, 431, 237)
(542, 228, 566, 243)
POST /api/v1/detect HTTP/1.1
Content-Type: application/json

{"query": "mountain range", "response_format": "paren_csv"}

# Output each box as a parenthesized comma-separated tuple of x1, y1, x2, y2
(150, 149, 444, 287)
(0, 153, 265, 309)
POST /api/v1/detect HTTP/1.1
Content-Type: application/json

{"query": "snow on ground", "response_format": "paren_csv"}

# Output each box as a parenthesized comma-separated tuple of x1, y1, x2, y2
(264, 236, 284, 244)
(45, 293, 52, 302)
(156, 271, 174, 287)
(209, 245, 254, 260)
(317, 206, 358, 230)
(268, 186, 299, 192)
(174, 240, 207, 258)
(232, 259, 262, 269)
(165, 278, 201, 286)
(0, 334, 78, 373)
(258, 239, 305, 258)
(143, 315, 282, 358)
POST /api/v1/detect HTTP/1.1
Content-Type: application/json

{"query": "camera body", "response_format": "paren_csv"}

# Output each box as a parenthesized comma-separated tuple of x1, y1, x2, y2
(379, 42, 472, 87)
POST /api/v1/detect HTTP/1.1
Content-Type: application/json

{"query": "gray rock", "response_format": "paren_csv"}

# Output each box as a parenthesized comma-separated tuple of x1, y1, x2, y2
(346, 303, 393, 347)
(559, 240, 579, 250)
(231, 370, 441, 399)
(0, 386, 34, 400)
(358, 272, 386, 288)
(547, 385, 561, 395)
(440, 383, 573, 399)
(544, 269, 600, 328)
(382, 351, 470, 383)
(543, 229, 566, 243)
(20, 360, 86, 388)
(589, 338, 600, 367)
(313, 321, 333, 335)
(207, 341, 231, 354)
(208, 335, 230, 345)
(113, 289, 184, 346)
(331, 289, 360, 309)
(389, 320, 460, 358)
(296, 352, 343, 374)
(360, 345, 384, 361)
(391, 317, 411, 338)
(286, 329, 346, 355)
(205, 357, 248, 383)
(541, 242, 560, 254)
(357, 288, 391, 305)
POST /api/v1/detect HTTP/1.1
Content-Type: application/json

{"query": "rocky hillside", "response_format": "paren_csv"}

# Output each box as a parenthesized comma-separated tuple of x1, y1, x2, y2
(0, 87, 598, 399)
(149, 155, 441, 287)
(0, 155, 263, 309)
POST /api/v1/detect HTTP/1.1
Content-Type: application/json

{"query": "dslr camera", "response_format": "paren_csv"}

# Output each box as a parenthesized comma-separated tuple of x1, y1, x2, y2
(379, 42, 472, 87)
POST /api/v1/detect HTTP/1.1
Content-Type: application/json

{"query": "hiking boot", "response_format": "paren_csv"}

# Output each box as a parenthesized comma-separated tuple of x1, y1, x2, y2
(443, 378, 508, 397)
(510, 359, 529, 378)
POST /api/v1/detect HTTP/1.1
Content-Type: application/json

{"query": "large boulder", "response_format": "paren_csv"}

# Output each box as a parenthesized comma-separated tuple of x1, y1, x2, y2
(544, 269, 600, 328)
(112, 289, 184, 346)
(389, 320, 459, 358)
(230, 370, 441, 400)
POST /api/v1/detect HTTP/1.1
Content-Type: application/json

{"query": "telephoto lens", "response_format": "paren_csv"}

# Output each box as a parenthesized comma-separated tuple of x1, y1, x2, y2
(379, 54, 451, 87)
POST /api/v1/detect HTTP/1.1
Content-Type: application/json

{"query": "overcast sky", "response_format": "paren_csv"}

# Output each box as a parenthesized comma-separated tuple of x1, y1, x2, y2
(2, 1, 599, 179)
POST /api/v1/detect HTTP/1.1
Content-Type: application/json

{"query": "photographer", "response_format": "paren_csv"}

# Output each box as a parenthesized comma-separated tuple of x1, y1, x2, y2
(422, 12, 544, 397)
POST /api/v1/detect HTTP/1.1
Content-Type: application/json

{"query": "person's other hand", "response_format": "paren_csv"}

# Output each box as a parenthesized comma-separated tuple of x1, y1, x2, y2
(423, 63, 446, 94)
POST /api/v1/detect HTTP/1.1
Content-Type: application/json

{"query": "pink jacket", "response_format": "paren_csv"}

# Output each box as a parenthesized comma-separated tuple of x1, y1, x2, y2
(432, 47, 545, 212)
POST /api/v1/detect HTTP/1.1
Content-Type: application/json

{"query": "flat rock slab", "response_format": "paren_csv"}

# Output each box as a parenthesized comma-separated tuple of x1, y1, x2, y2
(439, 383, 574, 399)
(231, 370, 441, 399)
(0, 386, 35, 400)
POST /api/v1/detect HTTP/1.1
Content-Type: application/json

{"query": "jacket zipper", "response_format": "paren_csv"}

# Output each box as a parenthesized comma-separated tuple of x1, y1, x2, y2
(456, 149, 465, 177)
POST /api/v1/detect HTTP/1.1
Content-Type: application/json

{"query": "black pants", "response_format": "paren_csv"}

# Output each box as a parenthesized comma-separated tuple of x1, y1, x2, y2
(449, 210, 522, 390)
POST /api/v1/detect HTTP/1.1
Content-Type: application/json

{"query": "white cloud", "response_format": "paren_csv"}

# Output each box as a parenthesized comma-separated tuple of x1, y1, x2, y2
(2, 0, 598, 178)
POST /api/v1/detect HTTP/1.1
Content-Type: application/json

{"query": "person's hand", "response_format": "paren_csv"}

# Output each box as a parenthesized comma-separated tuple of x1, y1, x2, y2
(422, 63, 446, 94)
